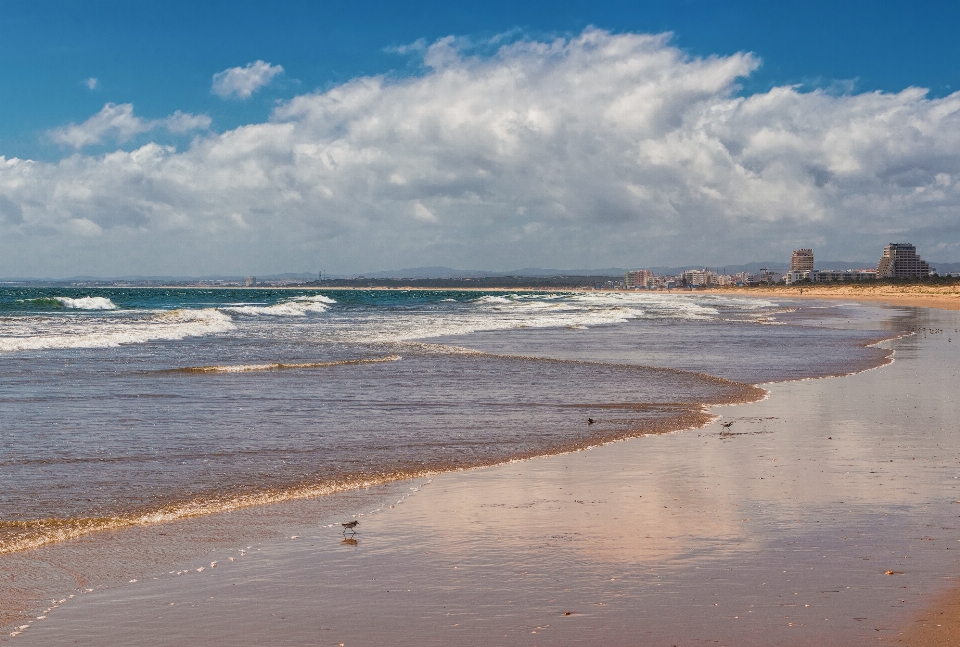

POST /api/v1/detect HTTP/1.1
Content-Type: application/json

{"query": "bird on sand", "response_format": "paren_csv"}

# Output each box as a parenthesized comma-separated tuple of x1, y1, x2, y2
(341, 520, 359, 534)
(720, 421, 735, 432)
(587, 418, 596, 425)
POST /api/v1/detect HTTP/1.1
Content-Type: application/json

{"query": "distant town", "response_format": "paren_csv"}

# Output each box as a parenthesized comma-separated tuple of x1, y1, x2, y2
(616, 243, 959, 290)
(2, 242, 959, 290)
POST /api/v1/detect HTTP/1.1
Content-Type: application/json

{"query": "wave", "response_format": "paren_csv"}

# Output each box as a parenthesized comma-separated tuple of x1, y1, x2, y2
(0, 470, 432, 557)
(53, 296, 118, 310)
(222, 294, 336, 317)
(15, 296, 118, 310)
(170, 354, 401, 373)
(320, 292, 777, 344)
(0, 309, 234, 353)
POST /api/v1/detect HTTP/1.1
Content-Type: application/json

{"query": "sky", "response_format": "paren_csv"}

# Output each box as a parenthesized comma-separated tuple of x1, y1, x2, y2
(1, 0, 960, 277)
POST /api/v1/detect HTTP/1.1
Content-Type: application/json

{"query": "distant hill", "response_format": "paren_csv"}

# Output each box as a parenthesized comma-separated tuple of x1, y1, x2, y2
(931, 262, 960, 274)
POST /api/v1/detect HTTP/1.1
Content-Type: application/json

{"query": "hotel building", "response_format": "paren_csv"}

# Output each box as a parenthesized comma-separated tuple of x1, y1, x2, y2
(625, 269, 654, 288)
(876, 244, 933, 278)
(790, 249, 815, 272)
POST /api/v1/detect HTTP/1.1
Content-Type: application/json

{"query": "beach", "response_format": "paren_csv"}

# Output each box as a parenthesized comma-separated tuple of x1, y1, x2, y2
(2, 292, 959, 645)
(708, 284, 960, 312)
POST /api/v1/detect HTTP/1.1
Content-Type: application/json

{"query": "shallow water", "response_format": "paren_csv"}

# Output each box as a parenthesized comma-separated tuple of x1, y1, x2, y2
(0, 289, 801, 554)
(0, 288, 909, 632)
(7, 304, 959, 646)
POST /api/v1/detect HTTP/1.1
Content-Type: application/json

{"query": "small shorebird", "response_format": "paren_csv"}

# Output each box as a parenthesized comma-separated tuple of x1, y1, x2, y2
(587, 418, 595, 425)
(720, 421, 735, 432)
(341, 520, 359, 534)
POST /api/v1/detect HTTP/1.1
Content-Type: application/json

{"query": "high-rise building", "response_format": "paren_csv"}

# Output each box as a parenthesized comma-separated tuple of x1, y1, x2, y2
(876, 244, 933, 278)
(791, 249, 814, 272)
(680, 269, 718, 287)
(625, 270, 653, 288)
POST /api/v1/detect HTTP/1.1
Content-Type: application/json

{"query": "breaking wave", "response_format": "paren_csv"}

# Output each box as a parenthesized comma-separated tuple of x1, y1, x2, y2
(53, 296, 118, 310)
(0, 309, 234, 352)
(222, 294, 336, 317)
(322, 292, 779, 344)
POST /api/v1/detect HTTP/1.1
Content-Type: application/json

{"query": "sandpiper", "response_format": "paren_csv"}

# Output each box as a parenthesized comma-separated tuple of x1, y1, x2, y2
(341, 520, 359, 534)
(720, 421, 734, 431)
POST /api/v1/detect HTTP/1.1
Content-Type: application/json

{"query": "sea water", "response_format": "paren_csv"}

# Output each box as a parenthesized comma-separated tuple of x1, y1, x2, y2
(0, 288, 898, 559)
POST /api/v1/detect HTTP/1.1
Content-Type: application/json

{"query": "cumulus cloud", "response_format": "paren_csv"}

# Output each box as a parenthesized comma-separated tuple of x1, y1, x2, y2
(49, 103, 211, 149)
(4, 29, 960, 277)
(212, 61, 284, 99)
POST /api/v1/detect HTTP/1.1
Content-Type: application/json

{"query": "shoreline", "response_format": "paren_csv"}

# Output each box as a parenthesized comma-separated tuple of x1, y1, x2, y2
(3, 300, 951, 645)
(9, 301, 960, 646)
(9, 282, 960, 312)
(705, 284, 960, 311)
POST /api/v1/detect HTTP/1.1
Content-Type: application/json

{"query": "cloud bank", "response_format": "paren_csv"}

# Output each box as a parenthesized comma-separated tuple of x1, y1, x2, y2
(2, 29, 960, 276)
(49, 103, 211, 149)
(212, 60, 284, 99)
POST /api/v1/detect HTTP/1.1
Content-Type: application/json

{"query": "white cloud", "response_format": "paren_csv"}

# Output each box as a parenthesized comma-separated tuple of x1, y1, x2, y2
(49, 103, 210, 149)
(85, 77, 98, 90)
(162, 111, 213, 133)
(5, 29, 960, 277)
(212, 61, 284, 99)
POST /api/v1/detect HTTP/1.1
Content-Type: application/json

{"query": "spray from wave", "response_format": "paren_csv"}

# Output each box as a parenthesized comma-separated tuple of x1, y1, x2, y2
(53, 296, 118, 310)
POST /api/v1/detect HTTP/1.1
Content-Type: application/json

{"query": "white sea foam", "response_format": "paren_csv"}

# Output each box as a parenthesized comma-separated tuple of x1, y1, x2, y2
(314, 292, 773, 345)
(0, 309, 235, 352)
(222, 294, 336, 317)
(53, 296, 117, 310)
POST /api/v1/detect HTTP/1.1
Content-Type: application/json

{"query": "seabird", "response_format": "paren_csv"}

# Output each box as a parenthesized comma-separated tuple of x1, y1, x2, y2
(341, 520, 359, 534)
(587, 418, 595, 425)
(720, 421, 734, 432)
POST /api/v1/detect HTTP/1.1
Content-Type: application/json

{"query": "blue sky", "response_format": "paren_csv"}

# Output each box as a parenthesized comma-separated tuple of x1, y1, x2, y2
(1, 1, 960, 276)
(4, 0, 959, 161)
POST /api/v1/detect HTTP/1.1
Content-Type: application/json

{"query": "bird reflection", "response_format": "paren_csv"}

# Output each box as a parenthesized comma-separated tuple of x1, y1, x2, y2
(341, 537, 359, 546)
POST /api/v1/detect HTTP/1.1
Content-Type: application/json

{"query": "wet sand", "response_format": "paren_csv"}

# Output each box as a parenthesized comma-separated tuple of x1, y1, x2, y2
(5, 303, 960, 645)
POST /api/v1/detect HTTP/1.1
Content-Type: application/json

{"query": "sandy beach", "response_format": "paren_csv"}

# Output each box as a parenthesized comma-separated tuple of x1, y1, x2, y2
(3, 298, 960, 645)
(708, 284, 960, 311)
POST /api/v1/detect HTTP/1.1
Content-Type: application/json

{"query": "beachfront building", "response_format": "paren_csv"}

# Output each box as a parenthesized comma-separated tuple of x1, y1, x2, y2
(810, 269, 877, 282)
(876, 243, 934, 278)
(734, 271, 756, 286)
(680, 269, 718, 287)
(791, 248, 815, 272)
(759, 269, 782, 285)
(786, 269, 877, 284)
(625, 269, 654, 288)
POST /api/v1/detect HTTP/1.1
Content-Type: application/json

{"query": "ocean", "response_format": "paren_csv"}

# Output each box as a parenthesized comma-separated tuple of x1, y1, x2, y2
(0, 288, 898, 560)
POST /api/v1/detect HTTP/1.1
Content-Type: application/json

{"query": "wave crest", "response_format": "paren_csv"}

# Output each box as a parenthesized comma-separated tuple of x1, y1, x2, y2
(0, 308, 234, 353)
(171, 354, 401, 373)
(54, 296, 117, 310)
(222, 294, 336, 317)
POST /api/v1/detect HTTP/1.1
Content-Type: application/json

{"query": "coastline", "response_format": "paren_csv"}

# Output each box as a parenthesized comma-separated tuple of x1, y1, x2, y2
(705, 284, 960, 311)
(4, 300, 959, 645)
(14, 283, 960, 314)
